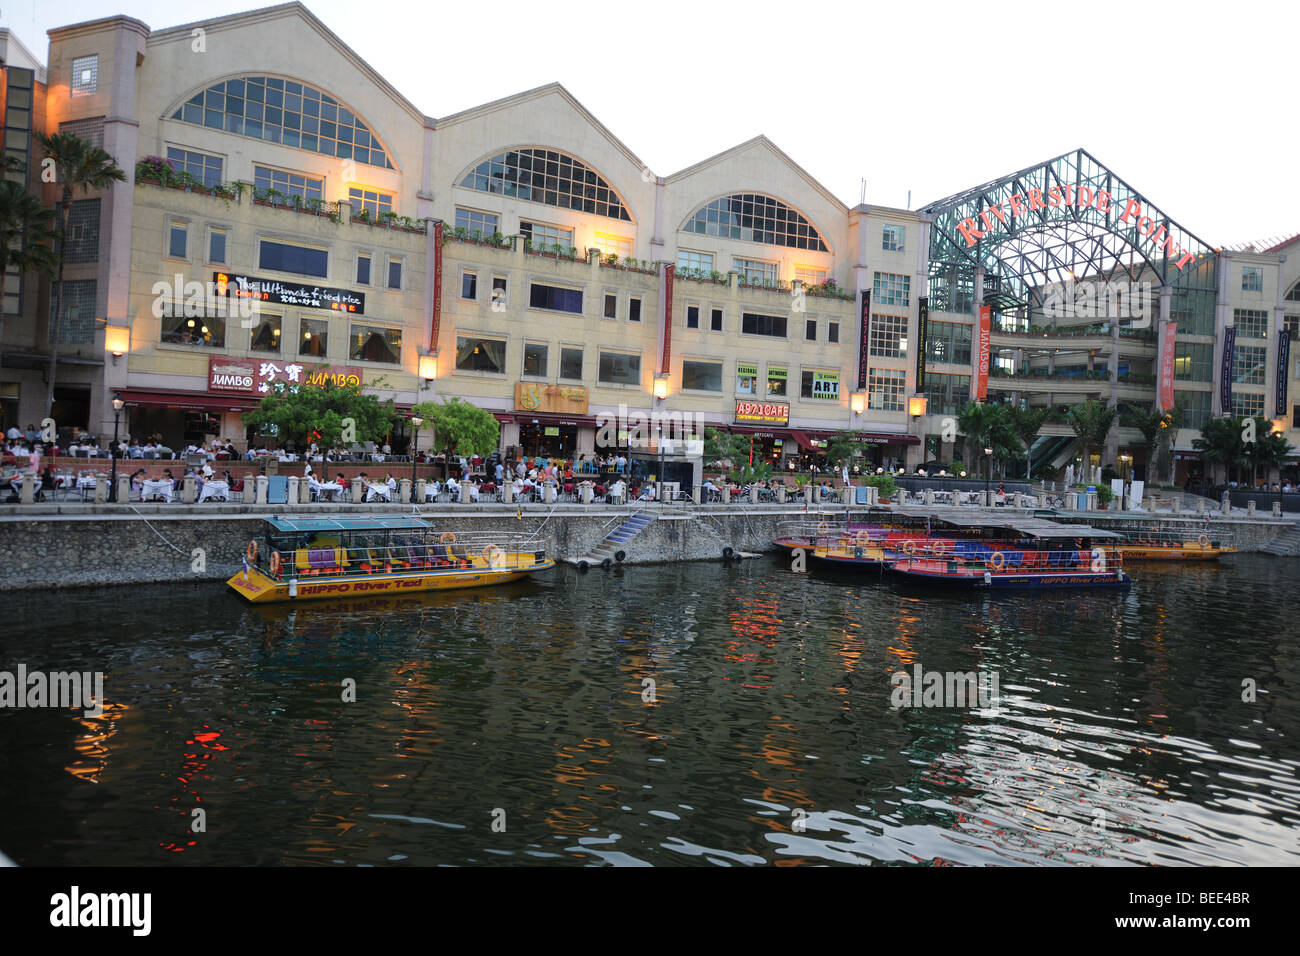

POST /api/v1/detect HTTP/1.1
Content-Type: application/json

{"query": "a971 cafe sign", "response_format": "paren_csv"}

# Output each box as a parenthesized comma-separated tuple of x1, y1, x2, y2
(735, 401, 789, 425)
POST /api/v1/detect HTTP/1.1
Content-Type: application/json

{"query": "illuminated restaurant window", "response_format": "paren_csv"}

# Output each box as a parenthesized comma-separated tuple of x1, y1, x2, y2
(248, 313, 282, 353)
(299, 316, 329, 357)
(350, 323, 402, 364)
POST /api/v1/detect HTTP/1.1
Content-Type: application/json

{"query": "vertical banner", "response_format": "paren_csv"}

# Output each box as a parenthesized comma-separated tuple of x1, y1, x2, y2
(974, 305, 991, 400)
(1221, 325, 1236, 415)
(1159, 321, 1178, 410)
(1277, 328, 1291, 418)
(915, 297, 929, 392)
(660, 264, 674, 375)
(430, 220, 443, 349)
(857, 290, 871, 391)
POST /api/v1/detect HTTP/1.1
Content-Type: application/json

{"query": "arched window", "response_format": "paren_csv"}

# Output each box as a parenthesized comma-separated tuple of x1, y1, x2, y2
(684, 194, 828, 252)
(169, 76, 394, 169)
(458, 148, 631, 221)
(1286, 279, 1300, 301)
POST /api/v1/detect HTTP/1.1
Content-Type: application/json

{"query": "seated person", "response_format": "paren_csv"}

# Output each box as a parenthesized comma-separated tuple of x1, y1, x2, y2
(607, 478, 627, 502)
(467, 479, 481, 503)
(446, 476, 461, 501)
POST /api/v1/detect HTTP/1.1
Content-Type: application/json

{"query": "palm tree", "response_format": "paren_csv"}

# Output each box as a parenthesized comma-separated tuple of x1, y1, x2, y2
(1067, 399, 1118, 482)
(0, 158, 57, 373)
(1125, 400, 1184, 485)
(1194, 416, 1249, 486)
(956, 401, 1014, 479)
(1006, 405, 1049, 479)
(35, 131, 127, 416)
(1245, 416, 1291, 486)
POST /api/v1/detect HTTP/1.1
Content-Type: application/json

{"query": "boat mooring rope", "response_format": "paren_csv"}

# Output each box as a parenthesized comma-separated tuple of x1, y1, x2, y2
(128, 506, 189, 556)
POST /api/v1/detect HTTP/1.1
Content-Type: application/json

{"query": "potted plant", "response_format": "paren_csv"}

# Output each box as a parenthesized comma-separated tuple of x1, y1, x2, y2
(135, 155, 173, 185)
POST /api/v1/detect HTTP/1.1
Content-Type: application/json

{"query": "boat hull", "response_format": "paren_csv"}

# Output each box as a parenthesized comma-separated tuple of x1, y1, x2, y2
(890, 565, 1131, 589)
(1117, 544, 1232, 561)
(227, 554, 554, 603)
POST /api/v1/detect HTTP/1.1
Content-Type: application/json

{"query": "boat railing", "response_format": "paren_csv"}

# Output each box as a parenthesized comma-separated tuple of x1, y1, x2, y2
(256, 532, 546, 579)
(1115, 528, 1232, 548)
(897, 542, 1126, 573)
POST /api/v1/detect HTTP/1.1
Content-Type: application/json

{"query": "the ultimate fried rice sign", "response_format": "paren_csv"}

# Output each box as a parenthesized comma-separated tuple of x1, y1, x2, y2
(955, 185, 1198, 270)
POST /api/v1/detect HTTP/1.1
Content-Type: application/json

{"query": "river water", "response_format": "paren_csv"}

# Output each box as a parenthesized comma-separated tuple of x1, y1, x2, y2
(1, 555, 1297, 866)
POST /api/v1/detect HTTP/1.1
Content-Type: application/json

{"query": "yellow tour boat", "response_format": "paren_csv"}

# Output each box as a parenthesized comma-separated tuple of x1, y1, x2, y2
(227, 515, 554, 603)
(1113, 529, 1236, 561)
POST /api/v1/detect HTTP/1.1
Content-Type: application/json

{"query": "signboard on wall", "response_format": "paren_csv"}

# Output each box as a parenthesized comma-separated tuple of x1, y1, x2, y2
(515, 383, 589, 415)
(973, 305, 992, 400)
(857, 290, 871, 391)
(1221, 325, 1236, 414)
(1159, 322, 1178, 410)
(916, 297, 929, 391)
(1277, 329, 1290, 417)
(208, 356, 363, 394)
(810, 370, 840, 400)
(213, 272, 364, 313)
(734, 401, 790, 425)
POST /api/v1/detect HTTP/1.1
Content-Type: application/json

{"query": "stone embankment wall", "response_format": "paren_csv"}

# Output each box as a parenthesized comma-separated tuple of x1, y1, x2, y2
(0, 502, 1292, 593)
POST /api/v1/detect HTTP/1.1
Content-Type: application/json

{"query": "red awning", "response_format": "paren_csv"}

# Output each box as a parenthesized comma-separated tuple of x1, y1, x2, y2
(118, 388, 259, 411)
(788, 430, 816, 449)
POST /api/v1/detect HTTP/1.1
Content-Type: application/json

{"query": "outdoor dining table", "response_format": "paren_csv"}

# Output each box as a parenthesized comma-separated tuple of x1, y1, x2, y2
(311, 480, 343, 501)
(6, 476, 41, 499)
(198, 480, 230, 502)
(75, 475, 99, 492)
(140, 479, 174, 502)
(365, 483, 392, 502)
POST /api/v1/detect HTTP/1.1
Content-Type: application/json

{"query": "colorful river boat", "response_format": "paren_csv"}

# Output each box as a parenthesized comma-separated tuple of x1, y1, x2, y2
(227, 515, 554, 603)
(1112, 529, 1236, 561)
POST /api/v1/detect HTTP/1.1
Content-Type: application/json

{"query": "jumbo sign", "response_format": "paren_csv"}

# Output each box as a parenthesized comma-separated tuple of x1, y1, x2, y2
(208, 356, 363, 394)
(954, 185, 1198, 270)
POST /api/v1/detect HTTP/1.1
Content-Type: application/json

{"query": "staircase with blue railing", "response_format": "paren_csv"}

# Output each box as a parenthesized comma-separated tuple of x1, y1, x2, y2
(584, 511, 657, 566)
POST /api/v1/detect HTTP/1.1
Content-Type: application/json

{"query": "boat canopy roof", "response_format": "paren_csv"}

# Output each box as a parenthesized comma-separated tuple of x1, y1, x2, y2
(882, 508, 1121, 538)
(265, 515, 432, 534)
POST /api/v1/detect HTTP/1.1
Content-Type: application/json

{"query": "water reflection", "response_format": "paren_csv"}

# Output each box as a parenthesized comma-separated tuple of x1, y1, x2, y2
(0, 554, 1295, 866)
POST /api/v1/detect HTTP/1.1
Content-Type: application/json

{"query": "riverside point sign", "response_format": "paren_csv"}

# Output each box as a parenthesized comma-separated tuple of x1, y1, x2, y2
(954, 185, 1198, 270)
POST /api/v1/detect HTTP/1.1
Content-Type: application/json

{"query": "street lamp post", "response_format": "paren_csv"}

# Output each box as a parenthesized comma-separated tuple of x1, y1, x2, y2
(409, 415, 423, 488)
(109, 394, 124, 502)
(984, 445, 993, 506)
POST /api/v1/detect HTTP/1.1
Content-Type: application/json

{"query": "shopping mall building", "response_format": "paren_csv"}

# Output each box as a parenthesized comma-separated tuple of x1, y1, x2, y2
(3, 3, 1297, 483)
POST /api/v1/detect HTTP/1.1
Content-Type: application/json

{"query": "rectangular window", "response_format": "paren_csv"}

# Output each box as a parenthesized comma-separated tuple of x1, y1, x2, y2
(160, 311, 225, 349)
(356, 254, 371, 285)
(883, 224, 905, 252)
(604, 293, 618, 319)
(560, 347, 583, 380)
(208, 227, 227, 265)
(1233, 345, 1268, 384)
(530, 283, 583, 314)
(794, 266, 827, 285)
(734, 257, 779, 284)
(254, 166, 323, 202)
(1175, 389, 1211, 430)
(870, 313, 909, 358)
(736, 362, 758, 396)
(71, 55, 98, 96)
(299, 317, 329, 357)
(348, 186, 393, 218)
(922, 372, 972, 416)
(682, 360, 723, 392)
(686, 305, 700, 329)
(1286, 314, 1300, 338)
(711, 308, 723, 332)
(58, 116, 104, 149)
(166, 147, 223, 188)
(57, 280, 97, 345)
(874, 271, 911, 307)
(598, 351, 641, 386)
(1234, 308, 1268, 338)
(387, 259, 402, 290)
(805, 319, 817, 342)
(829, 321, 839, 344)
(65, 199, 100, 264)
(521, 221, 574, 252)
(1242, 267, 1263, 292)
(594, 232, 632, 259)
(1231, 392, 1265, 417)
(168, 221, 188, 259)
(1173, 342, 1213, 381)
(350, 323, 402, 364)
(767, 366, 787, 397)
(455, 335, 506, 373)
(678, 250, 714, 273)
(868, 368, 905, 411)
(492, 276, 508, 309)
(248, 313, 282, 353)
(260, 239, 328, 278)
(741, 312, 787, 338)
(926, 320, 972, 365)
(523, 342, 548, 377)
(628, 297, 642, 322)
(454, 207, 499, 238)
(801, 369, 841, 401)
(461, 270, 478, 300)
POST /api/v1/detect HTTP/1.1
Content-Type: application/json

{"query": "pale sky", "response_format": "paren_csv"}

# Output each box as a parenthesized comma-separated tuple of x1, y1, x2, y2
(6, 0, 1296, 246)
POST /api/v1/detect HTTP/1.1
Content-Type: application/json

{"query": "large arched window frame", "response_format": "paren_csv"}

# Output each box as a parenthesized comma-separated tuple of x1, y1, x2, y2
(1285, 278, 1300, 302)
(681, 193, 829, 252)
(457, 147, 633, 222)
(167, 75, 395, 170)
